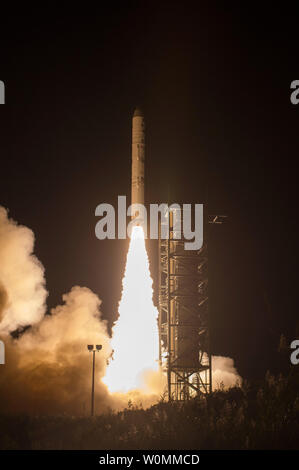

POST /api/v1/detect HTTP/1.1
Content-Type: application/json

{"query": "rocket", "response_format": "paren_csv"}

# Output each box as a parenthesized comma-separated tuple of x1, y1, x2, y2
(131, 107, 145, 220)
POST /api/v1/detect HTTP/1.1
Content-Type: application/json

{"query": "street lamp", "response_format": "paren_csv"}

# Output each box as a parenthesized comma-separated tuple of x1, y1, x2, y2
(87, 344, 102, 416)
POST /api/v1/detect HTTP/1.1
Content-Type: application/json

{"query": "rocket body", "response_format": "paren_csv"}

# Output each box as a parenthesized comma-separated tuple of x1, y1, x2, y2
(131, 107, 145, 219)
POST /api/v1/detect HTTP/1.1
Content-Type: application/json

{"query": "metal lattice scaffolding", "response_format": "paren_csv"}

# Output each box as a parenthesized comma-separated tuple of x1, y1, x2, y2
(158, 209, 212, 400)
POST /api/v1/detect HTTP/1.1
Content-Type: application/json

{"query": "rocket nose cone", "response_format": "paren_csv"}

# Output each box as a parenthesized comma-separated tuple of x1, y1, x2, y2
(133, 107, 144, 117)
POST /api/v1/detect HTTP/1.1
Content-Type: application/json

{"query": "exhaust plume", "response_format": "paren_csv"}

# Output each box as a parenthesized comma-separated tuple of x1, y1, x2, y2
(0, 207, 112, 414)
(0, 207, 47, 334)
(0, 286, 112, 415)
(212, 356, 242, 389)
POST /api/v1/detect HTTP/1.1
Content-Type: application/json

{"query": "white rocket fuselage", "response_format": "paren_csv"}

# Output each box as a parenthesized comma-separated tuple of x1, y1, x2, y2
(131, 108, 145, 219)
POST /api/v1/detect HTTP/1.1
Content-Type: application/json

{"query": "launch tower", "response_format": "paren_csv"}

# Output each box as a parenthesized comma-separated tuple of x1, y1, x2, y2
(158, 211, 225, 400)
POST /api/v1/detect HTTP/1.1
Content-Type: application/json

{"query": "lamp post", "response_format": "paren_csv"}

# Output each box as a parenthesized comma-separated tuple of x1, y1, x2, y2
(87, 344, 102, 416)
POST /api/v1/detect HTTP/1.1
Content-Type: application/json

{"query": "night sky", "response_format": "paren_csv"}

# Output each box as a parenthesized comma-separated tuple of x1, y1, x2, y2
(0, 5, 298, 380)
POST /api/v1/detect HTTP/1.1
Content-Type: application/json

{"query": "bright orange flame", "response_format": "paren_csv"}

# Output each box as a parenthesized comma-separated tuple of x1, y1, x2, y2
(103, 226, 159, 392)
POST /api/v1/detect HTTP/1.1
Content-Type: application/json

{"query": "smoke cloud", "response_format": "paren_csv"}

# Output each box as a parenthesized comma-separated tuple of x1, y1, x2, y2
(0, 208, 112, 414)
(212, 356, 242, 389)
(0, 207, 47, 334)
(0, 286, 112, 415)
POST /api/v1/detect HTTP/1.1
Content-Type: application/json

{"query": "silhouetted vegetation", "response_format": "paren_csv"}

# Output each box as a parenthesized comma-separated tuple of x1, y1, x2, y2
(0, 368, 298, 450)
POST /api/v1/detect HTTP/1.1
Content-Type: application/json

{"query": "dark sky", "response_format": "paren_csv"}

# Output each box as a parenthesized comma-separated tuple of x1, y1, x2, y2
(0, 5, 298, 380)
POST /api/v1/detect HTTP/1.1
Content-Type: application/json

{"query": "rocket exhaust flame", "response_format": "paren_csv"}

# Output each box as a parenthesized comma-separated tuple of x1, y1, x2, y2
(103, 226, 159, 393)
(103, 108, 160, 393)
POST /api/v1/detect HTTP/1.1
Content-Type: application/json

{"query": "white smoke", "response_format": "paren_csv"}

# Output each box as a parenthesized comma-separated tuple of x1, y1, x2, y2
(0, 286, 112, 415)
(0, 207, 112, 414)
(0, 207, 47, 334)
(212, 355, 242, 390)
